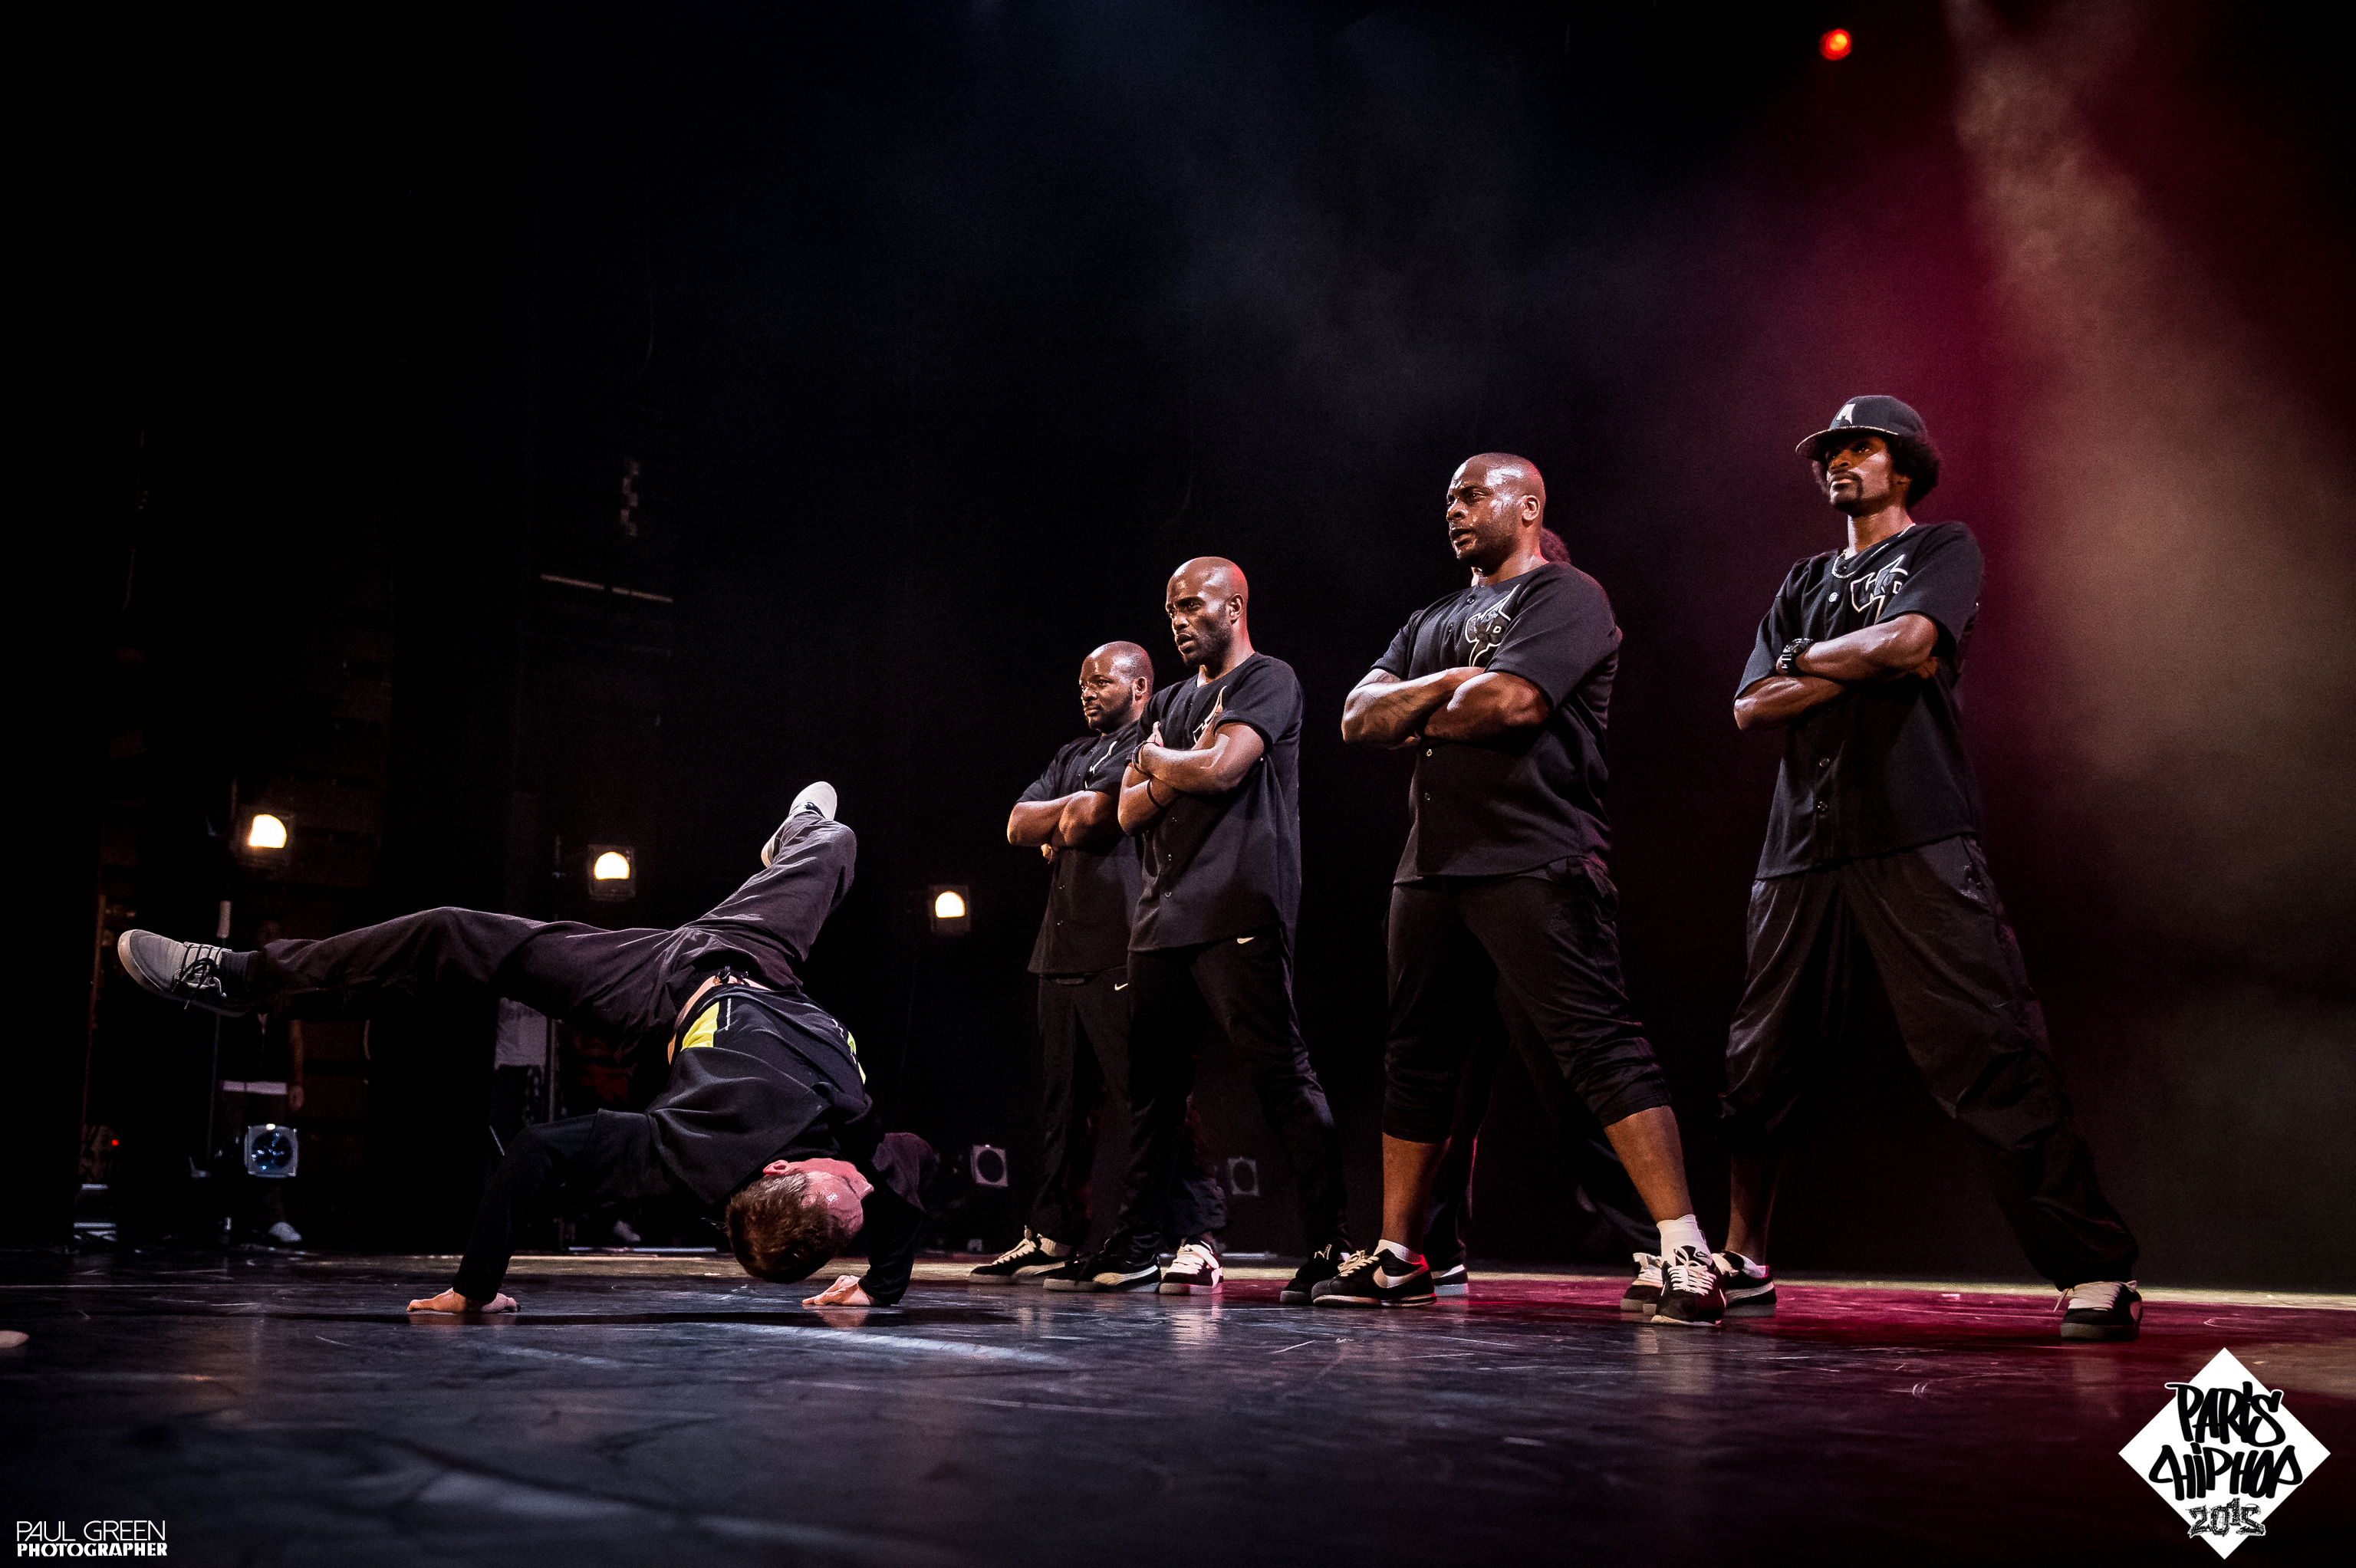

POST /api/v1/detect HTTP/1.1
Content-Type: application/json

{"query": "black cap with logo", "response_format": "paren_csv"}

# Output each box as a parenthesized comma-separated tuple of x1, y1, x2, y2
(1794, 395, 1930, 462)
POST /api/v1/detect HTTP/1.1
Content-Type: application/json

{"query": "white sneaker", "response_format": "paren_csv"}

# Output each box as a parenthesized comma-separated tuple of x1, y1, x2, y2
(1158, 1239, 1223, 1295)
(265, 1221, 302, 1245)
(762, 782, 839, 865)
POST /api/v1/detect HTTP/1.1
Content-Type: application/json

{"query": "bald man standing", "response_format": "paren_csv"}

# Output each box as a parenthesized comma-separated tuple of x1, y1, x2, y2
(976, 644, 1228, 1282)
(1038, 560, 1351, 1302)
(1328, 455, 1723, 1323)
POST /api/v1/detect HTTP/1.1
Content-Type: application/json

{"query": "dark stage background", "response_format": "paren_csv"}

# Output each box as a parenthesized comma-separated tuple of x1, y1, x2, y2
(37, 1, 2355, 1287)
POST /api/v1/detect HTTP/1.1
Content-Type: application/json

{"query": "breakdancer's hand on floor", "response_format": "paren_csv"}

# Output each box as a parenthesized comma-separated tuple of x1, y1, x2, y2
(406, 1288, 518, 1314)
(801, 1274, 873, 1308)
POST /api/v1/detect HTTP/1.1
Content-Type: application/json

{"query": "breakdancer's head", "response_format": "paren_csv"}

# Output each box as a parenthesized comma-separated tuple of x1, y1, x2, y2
(1163, 557, 1254, 678)
(1445, 453, 1548, 584)
(1079, 642, 1153, 733)
(726, 1156, 874, 1284)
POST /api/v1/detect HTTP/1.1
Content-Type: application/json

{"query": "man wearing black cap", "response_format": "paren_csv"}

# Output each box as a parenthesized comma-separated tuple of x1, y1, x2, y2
(1718, 396, 2142, 1341)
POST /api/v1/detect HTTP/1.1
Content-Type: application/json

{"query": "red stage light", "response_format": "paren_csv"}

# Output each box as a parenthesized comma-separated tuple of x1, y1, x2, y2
(1820, 28, 1853, 60)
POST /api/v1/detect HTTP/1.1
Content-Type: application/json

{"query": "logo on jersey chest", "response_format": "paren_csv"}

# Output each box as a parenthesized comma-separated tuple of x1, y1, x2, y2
(1458, 600, 1516, 665)
(1828, 555, 1909, 623)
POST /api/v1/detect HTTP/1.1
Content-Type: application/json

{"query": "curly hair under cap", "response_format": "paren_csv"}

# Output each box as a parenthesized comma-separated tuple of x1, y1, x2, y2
(1811, 431, 1941, 508)
(726, 1170, 856, 1284)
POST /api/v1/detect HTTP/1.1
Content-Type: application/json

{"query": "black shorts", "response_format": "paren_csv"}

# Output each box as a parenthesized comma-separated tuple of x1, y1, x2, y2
(1381, 859, 1670, 1143)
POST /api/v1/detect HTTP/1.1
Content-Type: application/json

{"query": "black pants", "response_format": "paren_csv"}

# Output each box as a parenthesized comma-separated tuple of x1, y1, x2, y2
(1721, 835, 2137, 1287)
(1423, 984, 1660, 1270)
(452, 1111, 675, 1300)
(1384, 861, 1672, 1143)
(1033, 968, 1227, 1248)
(249, 815, 856, 1038)
(1120, 927, 1347, 1251)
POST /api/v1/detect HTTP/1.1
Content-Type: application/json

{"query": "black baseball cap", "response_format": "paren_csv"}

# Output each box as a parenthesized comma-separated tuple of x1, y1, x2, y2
(1794, 395, 1930, 462)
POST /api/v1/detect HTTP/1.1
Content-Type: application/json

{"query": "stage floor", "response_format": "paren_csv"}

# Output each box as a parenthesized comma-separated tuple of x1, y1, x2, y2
(3, 1250, 2349, 1564)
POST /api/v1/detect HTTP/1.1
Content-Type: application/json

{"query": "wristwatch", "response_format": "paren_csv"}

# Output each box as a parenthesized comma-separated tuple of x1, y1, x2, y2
(1775, 637, 1815, 678)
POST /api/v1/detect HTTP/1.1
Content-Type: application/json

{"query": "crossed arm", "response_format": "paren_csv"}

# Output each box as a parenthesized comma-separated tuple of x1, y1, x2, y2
(1732, 613, 1940, 731)
(1118, 697, 1268, 833)
(1006, 788, 1124, 856)
(1339, 666, 1550, 748)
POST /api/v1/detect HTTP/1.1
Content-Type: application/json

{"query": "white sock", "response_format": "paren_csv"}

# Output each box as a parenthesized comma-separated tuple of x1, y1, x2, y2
(1657, 1215, 1707, 1261)
(1376, 1239, 1421, 1265)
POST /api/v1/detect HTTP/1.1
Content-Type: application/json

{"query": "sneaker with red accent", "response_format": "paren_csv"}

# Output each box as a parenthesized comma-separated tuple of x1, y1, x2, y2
(1714, 1251, 1776, 1317)
(1158, 1238, 1224, 1295)
(1311, 1247, 1435, 1308)
(1619, 1251, 1663, 1318)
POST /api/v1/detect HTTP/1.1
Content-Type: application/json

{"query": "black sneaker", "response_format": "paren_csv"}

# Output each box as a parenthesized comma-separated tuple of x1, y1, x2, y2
(1311, 1248, 1435, 1309)
(1654, 1245, 1725, 1329)
(1430, 1263, 1470, 1298)
(1158, 1239, 1223, 1295)
(117, 931, 252, 1017)
(1619, 1251, 1663, 1318)
(1279, 1242, 1348, 1304)
(2058, 1280, 2141, 1343)
(1040, 1241, 1160, 1294)
(1715, 1251, 1775, 1317)
(969, 1229, 1071, 1284)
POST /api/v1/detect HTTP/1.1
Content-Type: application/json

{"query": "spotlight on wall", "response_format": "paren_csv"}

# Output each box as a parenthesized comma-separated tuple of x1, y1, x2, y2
(246, 813, 290, 852)
(929, 885, 971, 935)
(588, 846, 637, 902)
(1227, 1156, 1261, 1198)
(1819, 28, 1852, 60)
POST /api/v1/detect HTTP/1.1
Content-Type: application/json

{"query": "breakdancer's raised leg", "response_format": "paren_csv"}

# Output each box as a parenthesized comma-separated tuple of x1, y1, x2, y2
(118, 786, 934, 1312)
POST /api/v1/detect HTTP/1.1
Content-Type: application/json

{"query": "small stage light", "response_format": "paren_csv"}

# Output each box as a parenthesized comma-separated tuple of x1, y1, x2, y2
(928, 885, 972, 935)
(242, 1123, 299, 1178)
(247, 814, 289, 850)
(970, 1145, 1008, 1188)
(1820, 28, 1852, 60)
(587, 845, 637, 902)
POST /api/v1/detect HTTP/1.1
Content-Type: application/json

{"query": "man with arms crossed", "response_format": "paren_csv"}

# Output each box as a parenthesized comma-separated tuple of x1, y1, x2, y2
(1041, 558, 1351, 1302)
(973, 643, 1227, 1282)
(1327, 454, 1724, 1324)
(1718, 396, 2140, 1340)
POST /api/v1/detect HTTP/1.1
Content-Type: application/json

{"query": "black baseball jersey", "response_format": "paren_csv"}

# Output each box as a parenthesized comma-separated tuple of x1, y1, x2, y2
(1018, 720, 1145, 975)
(1130, 654, 1305, 948)
(1372, 563, 1622, 880)
(1739, 520, 1986, 876)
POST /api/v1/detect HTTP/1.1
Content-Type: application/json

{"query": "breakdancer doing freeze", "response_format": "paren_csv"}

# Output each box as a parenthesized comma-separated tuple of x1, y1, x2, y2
(1720, 396, 2140, 1340)
(115, 786, 932, 1312)
(1329, 454, 1723, 1323)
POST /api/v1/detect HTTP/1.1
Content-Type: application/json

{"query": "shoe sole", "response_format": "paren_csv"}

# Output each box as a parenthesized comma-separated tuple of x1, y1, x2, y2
(1724, 1296, 1776, 1317)
(1652, 1310, 1723, 1329)
(1433, 1283, 1469, 1298)
(1311, 1294, 1435, 1308)
(1278, 1290, 1316, 1304)
(1157, 1278, 1222, 1295)
(1618, 1298, 1660, 1317)
(2059, 1323, 2139, 1342)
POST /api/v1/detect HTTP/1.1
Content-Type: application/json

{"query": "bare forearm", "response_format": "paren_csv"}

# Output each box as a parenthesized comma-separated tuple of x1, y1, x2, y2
(1732, 676, 1845, 731)
(1007, 798, 1073, 846)
(1792, 615, 1937, 682)
(1135, 737, 1257, 795)
(1341, 669, 1477, 745)
(1117, 768, 1166, 833)
(1054, 791, 1123, 851)
(1420, 671, 1549, 742)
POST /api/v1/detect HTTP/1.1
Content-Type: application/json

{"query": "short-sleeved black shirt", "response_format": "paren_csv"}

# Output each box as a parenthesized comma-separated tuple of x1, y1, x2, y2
(1018, 719, 1144, 975)
(1373, 563, 1623, 881)
(1739, 520, 1986, 876)
(1130, 654, 1304, 948)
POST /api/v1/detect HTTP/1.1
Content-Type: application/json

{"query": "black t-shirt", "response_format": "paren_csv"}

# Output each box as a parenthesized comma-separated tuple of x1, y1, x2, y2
(1018, 720, 1144, 974)
(1131, 654, 1305, 948)
(1739, 520, 1986, 876)
(1373, 563, 1623, 881)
